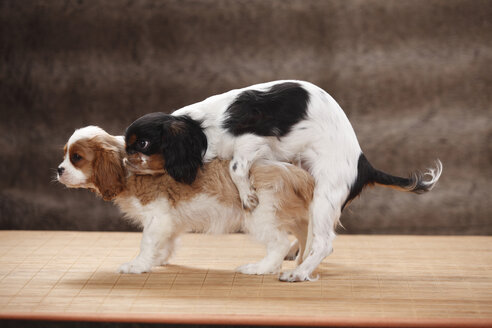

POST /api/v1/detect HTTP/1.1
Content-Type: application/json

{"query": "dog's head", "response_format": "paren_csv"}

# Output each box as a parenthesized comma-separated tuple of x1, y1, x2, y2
(57, 126, 126, 201)
(124, 112, 207, 184)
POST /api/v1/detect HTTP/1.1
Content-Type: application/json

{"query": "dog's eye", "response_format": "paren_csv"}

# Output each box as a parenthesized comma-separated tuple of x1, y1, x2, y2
(71, 153, 82, 163)
(137, 140, 150, 150)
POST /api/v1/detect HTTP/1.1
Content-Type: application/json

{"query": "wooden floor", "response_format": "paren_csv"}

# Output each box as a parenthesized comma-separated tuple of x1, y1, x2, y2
(0, 231, 491, 327)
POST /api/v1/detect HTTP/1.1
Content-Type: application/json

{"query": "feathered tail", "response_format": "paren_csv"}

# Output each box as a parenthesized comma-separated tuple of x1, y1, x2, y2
(343, 154, 443, 209)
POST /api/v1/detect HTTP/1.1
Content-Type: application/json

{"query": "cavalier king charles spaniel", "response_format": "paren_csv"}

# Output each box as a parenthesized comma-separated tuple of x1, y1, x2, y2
(124, 80, 443, 281)
(57, 126, 314, 278)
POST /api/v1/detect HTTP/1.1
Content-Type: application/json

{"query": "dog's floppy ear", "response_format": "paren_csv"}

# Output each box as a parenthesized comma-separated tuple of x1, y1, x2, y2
(161, 116, 207, 185)
(92, 141, 126, 201)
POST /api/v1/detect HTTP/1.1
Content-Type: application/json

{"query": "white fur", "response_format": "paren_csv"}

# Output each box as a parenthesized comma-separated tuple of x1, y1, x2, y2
(173, 80, 361, 281)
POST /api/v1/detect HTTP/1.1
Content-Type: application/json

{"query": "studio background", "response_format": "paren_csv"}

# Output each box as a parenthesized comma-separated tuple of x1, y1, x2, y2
(1, 0, 491, 234)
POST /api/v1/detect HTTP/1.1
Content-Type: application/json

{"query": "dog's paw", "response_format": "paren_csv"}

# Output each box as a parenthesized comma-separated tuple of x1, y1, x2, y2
(236, 263, 278, 275)
(279, 270, 318, 282)
(241, 191, 259, 212)
(118, 260, 151, 274)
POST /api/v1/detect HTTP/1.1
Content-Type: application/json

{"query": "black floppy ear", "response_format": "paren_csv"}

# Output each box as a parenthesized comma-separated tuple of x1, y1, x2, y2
(161, 116, 208, 184)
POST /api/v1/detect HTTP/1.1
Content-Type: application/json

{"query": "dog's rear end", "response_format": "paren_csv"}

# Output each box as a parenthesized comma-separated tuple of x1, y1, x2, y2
(250, 161, 314, 263)
(230, 160, 314, 275)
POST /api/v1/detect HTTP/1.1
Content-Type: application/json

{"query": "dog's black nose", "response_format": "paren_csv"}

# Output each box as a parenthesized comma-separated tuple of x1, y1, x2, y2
(57, 166, 65, 175)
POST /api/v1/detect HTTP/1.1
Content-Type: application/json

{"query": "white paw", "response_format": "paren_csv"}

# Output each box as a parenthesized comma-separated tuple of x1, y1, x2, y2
(241, 191, 259, 212)
(279, 270, 318, 282)
(118, 260, 151, 274)
(236, 263, 279, 275)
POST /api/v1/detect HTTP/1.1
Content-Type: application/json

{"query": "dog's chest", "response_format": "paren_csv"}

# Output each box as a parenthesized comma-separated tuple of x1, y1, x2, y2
(115, 196, 169, 226)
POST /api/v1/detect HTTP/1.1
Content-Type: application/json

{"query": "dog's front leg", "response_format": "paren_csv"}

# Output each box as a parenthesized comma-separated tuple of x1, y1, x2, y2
(230, 134, 271, 211)
(118, 215, 173, 274)
(154, 235, 178, 266)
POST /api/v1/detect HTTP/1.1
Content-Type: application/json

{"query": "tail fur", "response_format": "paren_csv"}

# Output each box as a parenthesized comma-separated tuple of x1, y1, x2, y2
(343, 154, 443, 209)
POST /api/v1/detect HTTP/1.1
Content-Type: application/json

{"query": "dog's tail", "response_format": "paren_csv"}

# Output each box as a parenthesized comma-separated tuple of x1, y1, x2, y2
(342, 154, 443, 209)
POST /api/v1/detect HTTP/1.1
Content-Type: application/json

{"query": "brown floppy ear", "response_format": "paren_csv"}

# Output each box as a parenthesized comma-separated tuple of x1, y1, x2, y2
(92, 143, 125, 201)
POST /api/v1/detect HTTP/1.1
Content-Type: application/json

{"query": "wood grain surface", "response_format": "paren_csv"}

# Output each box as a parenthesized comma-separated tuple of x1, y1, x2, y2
(0, 231, 491, 327)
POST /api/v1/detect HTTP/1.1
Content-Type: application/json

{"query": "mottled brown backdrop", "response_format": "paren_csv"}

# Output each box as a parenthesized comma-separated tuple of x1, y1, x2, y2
(1, 0, 491, 234)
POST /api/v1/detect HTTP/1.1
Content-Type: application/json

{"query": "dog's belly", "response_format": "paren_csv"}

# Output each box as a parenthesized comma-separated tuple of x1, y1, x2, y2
(173, 194, 244, 234)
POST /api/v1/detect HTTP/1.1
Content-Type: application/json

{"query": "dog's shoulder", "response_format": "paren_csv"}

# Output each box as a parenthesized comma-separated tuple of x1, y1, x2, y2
(123, 173, 190, 207)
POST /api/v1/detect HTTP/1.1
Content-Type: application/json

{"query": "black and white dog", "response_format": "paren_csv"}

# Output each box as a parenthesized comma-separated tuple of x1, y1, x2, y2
(125, 80, 442, 281)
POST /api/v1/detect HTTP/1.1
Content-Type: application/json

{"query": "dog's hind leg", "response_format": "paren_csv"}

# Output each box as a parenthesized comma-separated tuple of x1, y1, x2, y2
(279, 181, 346, 282)
(236, 193, 291, 275)
(229, 134, 272, 211)
(236, 232, 291, 275)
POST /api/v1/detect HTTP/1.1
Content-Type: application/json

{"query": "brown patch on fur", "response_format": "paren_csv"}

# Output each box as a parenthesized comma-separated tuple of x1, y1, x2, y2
(125, 153, 144, 168)
(251, 163, 314, 210)
(375, 182, 409, 192)
(194, 160, 242, 208)
(251, 162, 315, 261)
(127, 133, 137, 145)
(125, 153, 165, 174)
(147, 154, 165, 171)
(126, 159, 241, 207)
(89, 136, 126, 201)
(126, 173, 182, 206)
(63, 144, 67, 156)
(68, 141, 94, 176)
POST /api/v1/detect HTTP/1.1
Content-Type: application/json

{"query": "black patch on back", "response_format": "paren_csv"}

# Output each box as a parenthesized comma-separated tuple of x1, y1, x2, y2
(222, 82, 310, 137)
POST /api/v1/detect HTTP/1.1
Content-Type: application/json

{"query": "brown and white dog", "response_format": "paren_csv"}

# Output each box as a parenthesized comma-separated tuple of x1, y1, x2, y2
(57, 126, 314, 278)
